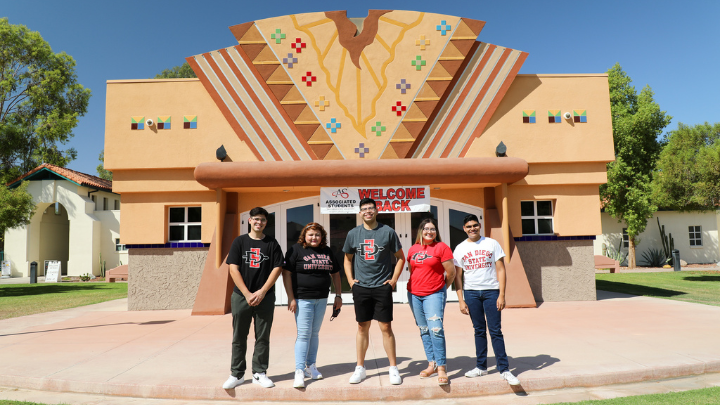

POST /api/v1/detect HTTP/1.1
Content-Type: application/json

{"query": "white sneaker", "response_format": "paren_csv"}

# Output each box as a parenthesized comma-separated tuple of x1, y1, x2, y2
(464, 367, 488, 378)
(305, 363, 323, 380)
(501, 371, 520, 385)
(348, 366, 366, 384)
(222, 375, 244, 389)
(388, 366, 402, 385)
(252, 372, 275, 388)
(293, 369, 305, 388)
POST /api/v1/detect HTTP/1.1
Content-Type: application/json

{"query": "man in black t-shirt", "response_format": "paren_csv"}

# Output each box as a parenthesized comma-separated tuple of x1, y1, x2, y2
(222, 207, 283, 390)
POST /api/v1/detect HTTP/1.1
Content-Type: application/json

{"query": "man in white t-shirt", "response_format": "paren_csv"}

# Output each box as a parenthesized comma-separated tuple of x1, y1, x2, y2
(453, 214, 520, 386)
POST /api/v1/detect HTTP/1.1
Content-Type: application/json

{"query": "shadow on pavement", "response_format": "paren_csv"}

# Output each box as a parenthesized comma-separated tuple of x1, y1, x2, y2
(0, 320, 175, 337)
(595, 281, 686, 298)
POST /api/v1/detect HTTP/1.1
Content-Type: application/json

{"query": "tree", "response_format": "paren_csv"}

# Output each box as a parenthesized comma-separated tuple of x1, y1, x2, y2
(600, 64, 672, 268)
(0, 182, 35, 244)
(153, 62, 197, 79)
(652, 122, 720, 211)
(96, 149, 112, 181)
(0, 18, 91, 184)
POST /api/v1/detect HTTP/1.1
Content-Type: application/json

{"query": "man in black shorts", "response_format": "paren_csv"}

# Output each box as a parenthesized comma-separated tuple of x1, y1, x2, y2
(343, 197, 405, 385)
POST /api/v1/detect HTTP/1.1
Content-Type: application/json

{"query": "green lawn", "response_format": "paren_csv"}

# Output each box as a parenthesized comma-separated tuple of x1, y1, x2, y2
(0, 283, 128, 320)
(596, 271, 720, 307)
(554, 386, 720, 404)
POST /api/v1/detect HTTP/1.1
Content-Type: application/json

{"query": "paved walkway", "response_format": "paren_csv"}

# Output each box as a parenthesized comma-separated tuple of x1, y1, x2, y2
(0, 292, 719, 402)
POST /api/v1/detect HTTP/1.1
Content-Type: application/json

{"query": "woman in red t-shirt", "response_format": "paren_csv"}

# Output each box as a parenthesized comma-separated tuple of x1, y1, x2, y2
(406, 218, 456, 385)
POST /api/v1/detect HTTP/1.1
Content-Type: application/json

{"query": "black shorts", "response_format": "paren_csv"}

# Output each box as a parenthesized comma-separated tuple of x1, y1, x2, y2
(352, 284, 393, 323)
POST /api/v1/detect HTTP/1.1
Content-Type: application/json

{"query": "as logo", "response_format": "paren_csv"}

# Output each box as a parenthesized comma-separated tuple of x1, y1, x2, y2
(358, 239, 384, 261)
(243, 248, 269, 268)
(411, 252, 431, 263)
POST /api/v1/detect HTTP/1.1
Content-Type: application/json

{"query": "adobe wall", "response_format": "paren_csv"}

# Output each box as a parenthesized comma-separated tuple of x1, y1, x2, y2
(128, 248, 207, 310)
(516, 240, 596, 302)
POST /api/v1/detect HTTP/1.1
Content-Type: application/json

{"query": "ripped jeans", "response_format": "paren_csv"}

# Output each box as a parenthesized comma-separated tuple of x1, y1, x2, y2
(408, 288, 447, 366)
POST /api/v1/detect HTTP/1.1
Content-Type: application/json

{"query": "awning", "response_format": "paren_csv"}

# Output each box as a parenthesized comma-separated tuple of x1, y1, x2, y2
(194, 157, 528, 188)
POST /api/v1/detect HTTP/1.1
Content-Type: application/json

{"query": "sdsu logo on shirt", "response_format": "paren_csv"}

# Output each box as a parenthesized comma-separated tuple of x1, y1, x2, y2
(357, 239, 384, 261)
(243, 248, 269, 268)
(410, 252, 431, 263)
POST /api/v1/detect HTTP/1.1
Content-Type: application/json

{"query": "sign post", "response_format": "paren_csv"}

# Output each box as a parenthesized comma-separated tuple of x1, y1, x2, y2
(45, 260, 61, 283)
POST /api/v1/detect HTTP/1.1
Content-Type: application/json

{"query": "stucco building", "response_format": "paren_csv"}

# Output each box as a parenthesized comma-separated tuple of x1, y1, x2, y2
(104, 11, 614, 312)
(595, 210, 720, 265)
(4, 164, 127, 278)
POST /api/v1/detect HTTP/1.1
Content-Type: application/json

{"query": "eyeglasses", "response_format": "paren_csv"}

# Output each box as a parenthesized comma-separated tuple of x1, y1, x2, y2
(360, 207, 376, 212)
(422, 228, 437, 232)
(250, 217, 267, 223)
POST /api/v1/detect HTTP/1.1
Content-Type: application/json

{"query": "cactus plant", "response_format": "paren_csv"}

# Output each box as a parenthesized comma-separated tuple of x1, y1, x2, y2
(657, 217, 675, 265)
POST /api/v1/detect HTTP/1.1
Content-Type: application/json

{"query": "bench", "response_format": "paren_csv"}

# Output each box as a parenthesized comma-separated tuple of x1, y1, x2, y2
(107, 264, 128, 282)
(594, 255, 619, 273)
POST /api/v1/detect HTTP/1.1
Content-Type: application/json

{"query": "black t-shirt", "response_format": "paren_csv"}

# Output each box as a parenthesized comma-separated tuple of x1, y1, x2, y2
(283, 243, 340, 299)
(226, 234, 284, 295)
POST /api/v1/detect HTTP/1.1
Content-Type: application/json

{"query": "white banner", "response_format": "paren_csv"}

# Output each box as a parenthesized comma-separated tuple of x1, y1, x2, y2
(320, 186, 430, 214)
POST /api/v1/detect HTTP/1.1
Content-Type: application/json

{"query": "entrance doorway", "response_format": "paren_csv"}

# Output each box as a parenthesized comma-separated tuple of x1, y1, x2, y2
(240, 197, 483, 305)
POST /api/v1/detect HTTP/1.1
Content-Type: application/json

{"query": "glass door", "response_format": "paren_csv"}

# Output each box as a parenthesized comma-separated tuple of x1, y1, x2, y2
(442, 202, 484, 301)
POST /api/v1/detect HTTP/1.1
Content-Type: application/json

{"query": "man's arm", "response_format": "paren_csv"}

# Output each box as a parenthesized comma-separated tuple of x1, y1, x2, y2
(384, 249, 405, 288)
(344, 253, 357, 288)
(229, 264, 252, 302)
(454, 265, 469, 315)
(495, 257, 507, 311)
(250, 266, 282, 306)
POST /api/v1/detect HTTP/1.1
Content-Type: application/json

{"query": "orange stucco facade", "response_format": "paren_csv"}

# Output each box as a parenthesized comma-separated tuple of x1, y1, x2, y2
(104, 11, 614, 310)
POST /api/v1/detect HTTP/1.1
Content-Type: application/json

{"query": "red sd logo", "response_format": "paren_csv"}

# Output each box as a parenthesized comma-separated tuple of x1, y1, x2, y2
(331, 188, 350, 199)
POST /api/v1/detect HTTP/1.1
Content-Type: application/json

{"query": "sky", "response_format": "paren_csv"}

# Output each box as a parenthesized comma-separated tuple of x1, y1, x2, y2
(3, 0, 719, 176)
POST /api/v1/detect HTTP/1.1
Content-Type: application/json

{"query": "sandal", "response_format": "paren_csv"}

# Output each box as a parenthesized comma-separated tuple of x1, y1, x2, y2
(437, 366, 449, 385)
(419, 363, 437, 378)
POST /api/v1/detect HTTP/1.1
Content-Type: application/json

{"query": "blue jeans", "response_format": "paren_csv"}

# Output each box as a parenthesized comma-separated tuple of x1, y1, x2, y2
(294, 298, 328, 370)
(463, 289, 509, 373)
(408, 288, 447, 366)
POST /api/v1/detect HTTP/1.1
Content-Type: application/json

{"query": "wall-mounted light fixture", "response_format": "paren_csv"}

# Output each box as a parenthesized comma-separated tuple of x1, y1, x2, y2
(496, 141, 507, 157)
(216, 145, 227, 162)
(563, 112, 572, 120)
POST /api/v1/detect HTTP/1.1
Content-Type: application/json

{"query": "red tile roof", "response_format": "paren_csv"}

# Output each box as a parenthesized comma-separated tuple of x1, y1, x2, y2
(7, 163, 113, 192)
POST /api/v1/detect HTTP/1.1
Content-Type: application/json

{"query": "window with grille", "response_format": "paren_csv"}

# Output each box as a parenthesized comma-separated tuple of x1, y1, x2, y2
(622, 228, 629, 248)
(520, 200, 554, 235)
(169, 207, 202, 242)
(689, 226, 702, 247)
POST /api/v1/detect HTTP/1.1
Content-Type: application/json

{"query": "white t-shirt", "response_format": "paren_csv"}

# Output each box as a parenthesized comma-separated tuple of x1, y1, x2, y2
(453, 237, 506, 291)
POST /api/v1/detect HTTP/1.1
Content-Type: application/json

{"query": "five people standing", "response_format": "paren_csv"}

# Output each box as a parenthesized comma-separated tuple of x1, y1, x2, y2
(223, 202, 520, 389)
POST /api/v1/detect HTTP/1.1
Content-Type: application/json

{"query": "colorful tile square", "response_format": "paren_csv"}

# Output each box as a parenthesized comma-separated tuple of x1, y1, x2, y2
(131, 116, 145, 130)
(523, 110, 536, 124)
(548, 110, 561, 123)
(184, 115, 197, 129)
(574, 110, 587, 123)
(157, 116, 171, 130)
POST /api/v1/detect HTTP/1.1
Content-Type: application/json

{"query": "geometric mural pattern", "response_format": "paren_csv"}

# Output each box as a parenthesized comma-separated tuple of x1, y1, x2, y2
(187, 11, 527, 161)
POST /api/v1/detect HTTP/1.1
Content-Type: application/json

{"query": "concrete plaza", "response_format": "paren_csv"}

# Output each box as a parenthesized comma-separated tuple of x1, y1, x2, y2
(1, 290, 719, 402)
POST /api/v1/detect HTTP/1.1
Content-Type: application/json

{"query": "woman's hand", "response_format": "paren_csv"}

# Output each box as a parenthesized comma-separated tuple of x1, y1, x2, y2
(333, 296, 343, 310)
(459, 300, 469, 315)
(288, 298, 297, 313)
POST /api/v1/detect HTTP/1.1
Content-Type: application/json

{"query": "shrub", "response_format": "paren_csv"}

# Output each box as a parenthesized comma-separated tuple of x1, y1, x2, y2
(80, 273, 91, 282)
(640, 248, 669, 267)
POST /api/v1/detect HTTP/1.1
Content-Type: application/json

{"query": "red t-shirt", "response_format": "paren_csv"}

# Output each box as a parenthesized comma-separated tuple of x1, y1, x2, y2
(407, 241, 454, 296)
